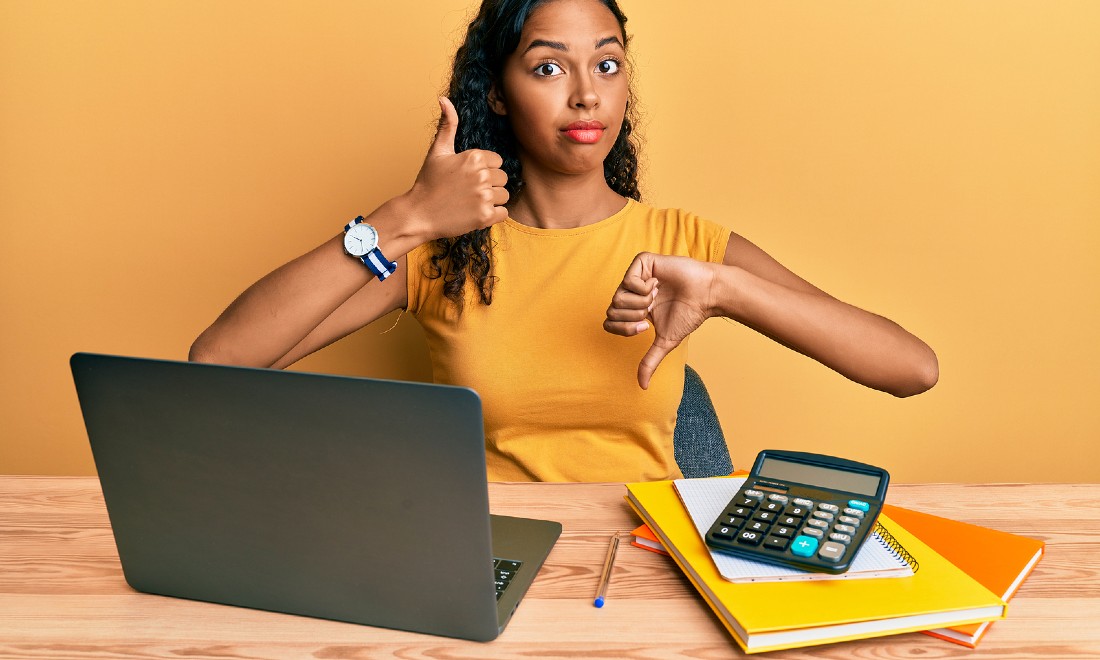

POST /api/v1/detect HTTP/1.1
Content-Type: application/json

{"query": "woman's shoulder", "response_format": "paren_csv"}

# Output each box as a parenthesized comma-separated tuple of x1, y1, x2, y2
(625, 200, 731, 238)
(403, 240, 446, 315)
(626, 200, 732, 262)
(627, 200, 727, 229)
(405, 241, 436, 277)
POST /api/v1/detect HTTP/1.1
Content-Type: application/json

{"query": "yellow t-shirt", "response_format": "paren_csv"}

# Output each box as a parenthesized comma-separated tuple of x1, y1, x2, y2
(406, 199, 731, 482)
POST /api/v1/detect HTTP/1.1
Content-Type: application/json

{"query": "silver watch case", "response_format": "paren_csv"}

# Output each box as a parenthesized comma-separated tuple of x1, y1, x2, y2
(343, 222, 379, 258)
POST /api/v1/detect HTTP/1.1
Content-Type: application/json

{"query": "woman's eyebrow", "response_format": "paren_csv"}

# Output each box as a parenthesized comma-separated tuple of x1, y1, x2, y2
(523, 35, 624, 54)
(595, 36, 624, 50)
(524, 39, 568, 54)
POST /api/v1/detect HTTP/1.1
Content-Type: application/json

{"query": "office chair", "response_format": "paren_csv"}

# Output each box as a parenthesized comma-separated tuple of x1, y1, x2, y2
(674, 365, 734, 478)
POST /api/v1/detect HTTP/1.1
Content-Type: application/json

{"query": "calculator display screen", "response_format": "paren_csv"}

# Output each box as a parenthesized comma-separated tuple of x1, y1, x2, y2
(758, 457, 881, 496)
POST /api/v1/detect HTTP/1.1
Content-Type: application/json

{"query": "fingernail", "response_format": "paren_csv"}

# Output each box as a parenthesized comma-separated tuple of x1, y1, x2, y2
(636, 321, 650, 333)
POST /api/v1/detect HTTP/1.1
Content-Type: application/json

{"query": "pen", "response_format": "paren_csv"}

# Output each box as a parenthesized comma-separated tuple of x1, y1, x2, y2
(593, 533, 621, 608)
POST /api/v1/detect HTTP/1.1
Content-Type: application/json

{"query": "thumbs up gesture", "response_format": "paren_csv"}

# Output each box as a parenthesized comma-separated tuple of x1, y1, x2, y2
(405, 97, 510, 241)
(604, 253, 719, 389)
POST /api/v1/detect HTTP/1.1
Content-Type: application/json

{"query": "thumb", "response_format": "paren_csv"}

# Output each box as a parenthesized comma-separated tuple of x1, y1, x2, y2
(430, 96, 459, 156)
(622, 253, 657, 295)
(637, 337, 678, 390)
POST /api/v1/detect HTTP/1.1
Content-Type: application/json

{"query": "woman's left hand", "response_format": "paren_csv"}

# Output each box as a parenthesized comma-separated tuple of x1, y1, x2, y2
(604, 252, 718, 389)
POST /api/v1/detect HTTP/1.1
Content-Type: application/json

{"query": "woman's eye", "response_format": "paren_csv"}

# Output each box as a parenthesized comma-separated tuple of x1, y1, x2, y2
(535, 62, 563, 76)
(596, 59, 620, 74)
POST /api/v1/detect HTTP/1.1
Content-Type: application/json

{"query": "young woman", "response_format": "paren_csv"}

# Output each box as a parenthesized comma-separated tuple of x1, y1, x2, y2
(190, 0, 938, 482)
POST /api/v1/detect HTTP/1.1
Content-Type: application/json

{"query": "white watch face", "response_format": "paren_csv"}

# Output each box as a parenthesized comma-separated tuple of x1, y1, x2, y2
(343, 222, 378, 257)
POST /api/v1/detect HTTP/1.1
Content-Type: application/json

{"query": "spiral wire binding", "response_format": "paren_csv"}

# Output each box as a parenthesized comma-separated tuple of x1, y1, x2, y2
(872, 521, 920, 573)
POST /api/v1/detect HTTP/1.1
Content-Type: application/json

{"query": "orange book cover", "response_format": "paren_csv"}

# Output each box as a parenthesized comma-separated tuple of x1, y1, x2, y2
(630, 523, 668, 555)
(883, 504, 1045, 648)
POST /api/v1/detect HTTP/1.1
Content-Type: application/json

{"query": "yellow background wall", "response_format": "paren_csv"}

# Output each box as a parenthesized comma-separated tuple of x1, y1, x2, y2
(2, 1, 1097, 481)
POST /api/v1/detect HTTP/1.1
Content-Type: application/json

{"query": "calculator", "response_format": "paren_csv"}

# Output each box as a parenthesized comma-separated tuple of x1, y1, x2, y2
(704, 450, 890, 574)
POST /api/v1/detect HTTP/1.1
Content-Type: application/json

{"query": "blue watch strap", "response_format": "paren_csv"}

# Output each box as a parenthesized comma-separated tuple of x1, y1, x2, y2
(360, 248, 398, 281)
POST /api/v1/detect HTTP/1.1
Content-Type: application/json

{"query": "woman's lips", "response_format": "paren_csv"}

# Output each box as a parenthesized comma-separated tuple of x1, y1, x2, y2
(563, 128, 604, 144)
(562, 122, 605, 144)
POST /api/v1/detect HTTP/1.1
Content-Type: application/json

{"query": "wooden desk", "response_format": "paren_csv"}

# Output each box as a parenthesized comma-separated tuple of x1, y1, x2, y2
(2, 477, 1097, 658)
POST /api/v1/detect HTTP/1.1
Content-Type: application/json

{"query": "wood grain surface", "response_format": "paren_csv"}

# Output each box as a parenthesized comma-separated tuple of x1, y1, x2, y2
(1, 477, 1097, 659)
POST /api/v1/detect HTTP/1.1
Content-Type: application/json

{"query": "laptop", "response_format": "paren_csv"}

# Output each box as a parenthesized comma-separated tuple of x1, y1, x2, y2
(69, 352, 561, 642)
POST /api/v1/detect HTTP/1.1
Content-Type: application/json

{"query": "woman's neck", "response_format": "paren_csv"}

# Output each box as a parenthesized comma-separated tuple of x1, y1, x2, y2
(507, 168, 627, 230)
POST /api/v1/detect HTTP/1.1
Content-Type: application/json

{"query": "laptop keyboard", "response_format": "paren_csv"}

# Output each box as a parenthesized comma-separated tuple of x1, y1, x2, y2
(493, 558, 523, 600)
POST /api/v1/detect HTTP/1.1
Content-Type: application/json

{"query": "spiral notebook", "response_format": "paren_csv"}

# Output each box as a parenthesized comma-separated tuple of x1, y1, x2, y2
(673, 477, 916, 583)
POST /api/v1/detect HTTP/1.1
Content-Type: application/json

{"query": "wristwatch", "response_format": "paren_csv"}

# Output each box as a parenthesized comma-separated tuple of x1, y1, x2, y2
(343, 216, 397, 280)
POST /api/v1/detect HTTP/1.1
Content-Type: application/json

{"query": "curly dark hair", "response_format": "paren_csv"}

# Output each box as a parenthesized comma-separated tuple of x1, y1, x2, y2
(427, 0, 642, 307)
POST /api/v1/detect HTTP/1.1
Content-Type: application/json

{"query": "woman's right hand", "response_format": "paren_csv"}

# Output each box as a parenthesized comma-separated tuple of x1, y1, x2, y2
(404, 97, 510, 241)
(189, 97, 507, 369)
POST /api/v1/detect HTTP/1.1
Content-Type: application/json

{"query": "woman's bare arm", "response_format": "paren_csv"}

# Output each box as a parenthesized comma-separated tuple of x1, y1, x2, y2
(605, 233, 938, 397)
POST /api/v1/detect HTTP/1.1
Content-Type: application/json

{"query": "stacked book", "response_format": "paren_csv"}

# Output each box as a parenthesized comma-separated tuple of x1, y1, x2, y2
(626, 475, 1044, 654)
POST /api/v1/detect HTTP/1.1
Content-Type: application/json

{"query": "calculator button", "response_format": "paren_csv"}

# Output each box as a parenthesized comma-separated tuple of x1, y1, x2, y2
(834, 524, 856, 535)
(812, 510, 835, 522)
(790, 535, 819, 557)
(818, 503, 840, 513)
(763, 535, 790, 551)
(719, 515, 745, 527)
(743, 490, 765, 500)
(755, 511, 779, 523)
(772, 526, 795, 538)
(746, 520, 770, 533)
(737, 530, 765, 546)
(729, 506, 753, 519)
(801, 527, 824, 539)
(829, 533, 852, 545)
(711, 526, 736, 540)
(783, 505, 808, 518)
(734, 497, 759, 509)
(793, 498, 814, 507)
(818, 541, 847, 562)
(843, 507, 866, 518)
(762, 501, 784, 513)
(838, 515, 861, 526)
(806, 518, 829, 530)
(778, 515, 800, 526)
(847, 499, 871, 512)
(767, 494, 789, 504)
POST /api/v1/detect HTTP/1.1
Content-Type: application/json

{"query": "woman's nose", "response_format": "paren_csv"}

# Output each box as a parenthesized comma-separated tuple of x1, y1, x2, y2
(570, 73, 600, 109)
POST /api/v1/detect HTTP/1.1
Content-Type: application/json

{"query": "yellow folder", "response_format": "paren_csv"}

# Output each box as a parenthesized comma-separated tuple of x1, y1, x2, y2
(626, 479, 1006, 654)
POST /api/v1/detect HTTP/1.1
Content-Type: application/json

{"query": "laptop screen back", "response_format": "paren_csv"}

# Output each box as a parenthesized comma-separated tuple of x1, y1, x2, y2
(71, 353, 504, 641)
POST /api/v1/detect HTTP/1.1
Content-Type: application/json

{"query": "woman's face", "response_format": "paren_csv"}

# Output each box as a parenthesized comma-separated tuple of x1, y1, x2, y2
(491, 0, 628, 180)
